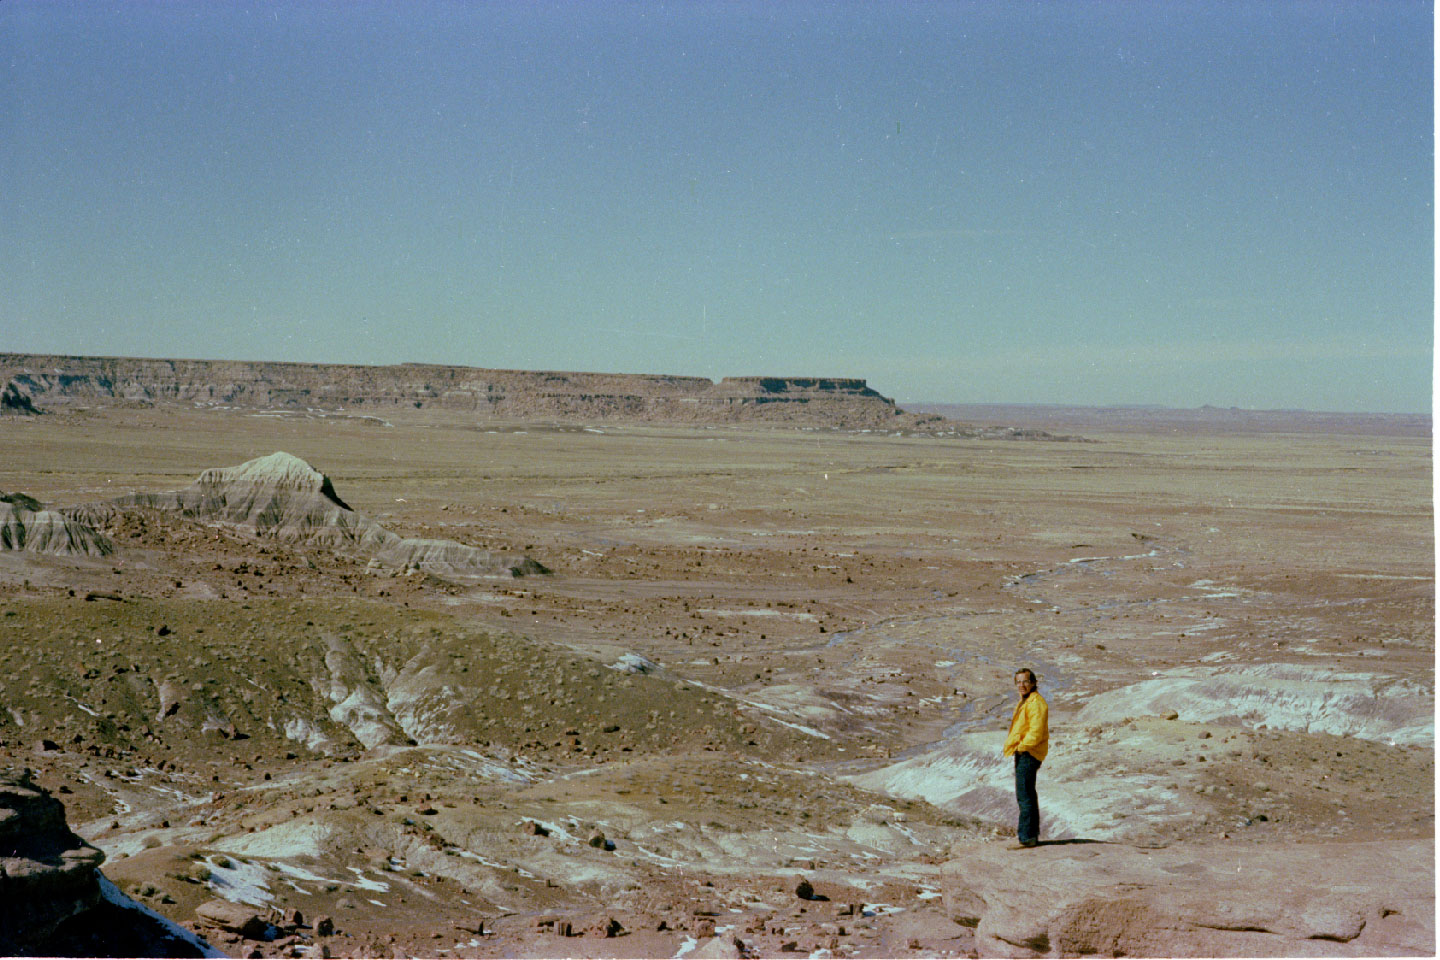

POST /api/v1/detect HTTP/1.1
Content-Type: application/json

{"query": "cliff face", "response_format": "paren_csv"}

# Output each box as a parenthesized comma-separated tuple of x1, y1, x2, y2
(0, 768, 107, 954)
(0, 770, 213, 957)
(0, 354, 912, 427)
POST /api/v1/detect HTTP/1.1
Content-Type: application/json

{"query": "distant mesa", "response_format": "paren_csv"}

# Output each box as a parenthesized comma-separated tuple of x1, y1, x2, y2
(0, 491, 114, 557)
(65, 451, 545, 578)
(0, 353, 951, 431)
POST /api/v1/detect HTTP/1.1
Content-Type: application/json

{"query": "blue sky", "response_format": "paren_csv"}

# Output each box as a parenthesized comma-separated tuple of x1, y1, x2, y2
(1, 1, 1431, 412)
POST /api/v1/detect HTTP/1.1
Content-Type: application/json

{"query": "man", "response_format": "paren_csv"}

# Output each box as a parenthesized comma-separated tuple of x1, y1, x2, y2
(1002, 667, 1048, 849)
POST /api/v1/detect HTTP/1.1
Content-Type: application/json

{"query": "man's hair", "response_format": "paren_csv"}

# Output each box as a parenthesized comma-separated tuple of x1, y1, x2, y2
(1014, 667, 1037, 686)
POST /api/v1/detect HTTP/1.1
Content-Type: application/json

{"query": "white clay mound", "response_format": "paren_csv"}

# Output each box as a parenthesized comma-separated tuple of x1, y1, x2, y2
(0, 492, 113, 556)
(65, 452, 543, 578)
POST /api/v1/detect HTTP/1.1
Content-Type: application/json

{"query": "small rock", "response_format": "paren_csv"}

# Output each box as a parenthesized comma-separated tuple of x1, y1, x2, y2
(522, 820, 548, 836)
(795, 878, 815, 900)
(1164, 711, 1180, 720)
(314, 915, 335, 936)
(693, 918, 716, 938)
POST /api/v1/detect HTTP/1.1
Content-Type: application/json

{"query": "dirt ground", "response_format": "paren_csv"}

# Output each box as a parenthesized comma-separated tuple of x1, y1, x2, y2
(0, 404, 1431, 957)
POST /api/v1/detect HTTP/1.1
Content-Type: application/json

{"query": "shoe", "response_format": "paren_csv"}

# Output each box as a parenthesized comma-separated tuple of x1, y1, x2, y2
(1006, 840, 1039, 850)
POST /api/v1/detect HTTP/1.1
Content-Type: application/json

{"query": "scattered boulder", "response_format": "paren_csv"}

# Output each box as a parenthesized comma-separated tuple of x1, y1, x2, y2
(609, 653, 660, 674)
(583, 915, 622, 938)
(194, 899, 270, 939)
(534, 916, 572, 937)
(156, 680, 186, 721)
(692, 934, 745, 958)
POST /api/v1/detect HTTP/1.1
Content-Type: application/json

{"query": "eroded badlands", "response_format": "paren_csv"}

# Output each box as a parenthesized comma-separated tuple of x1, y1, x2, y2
(0, 403, 1431, 958)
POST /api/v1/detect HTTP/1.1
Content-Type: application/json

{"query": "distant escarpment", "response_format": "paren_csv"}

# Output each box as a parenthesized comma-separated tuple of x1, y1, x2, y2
(0, 353, 942, 430)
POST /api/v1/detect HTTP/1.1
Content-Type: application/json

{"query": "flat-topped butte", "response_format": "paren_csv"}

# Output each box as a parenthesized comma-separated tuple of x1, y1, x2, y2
(0, 353, 928, 429)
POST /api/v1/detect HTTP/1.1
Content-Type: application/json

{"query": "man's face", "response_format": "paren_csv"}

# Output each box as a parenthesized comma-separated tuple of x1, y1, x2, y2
(1014, 672, 1035, 698)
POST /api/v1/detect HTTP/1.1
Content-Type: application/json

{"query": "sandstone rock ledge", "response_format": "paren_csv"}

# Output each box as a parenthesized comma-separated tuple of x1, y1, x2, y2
(0, 769, 214, 957)
(0, 769, 106, 953)
(941, 837, 1433, 957)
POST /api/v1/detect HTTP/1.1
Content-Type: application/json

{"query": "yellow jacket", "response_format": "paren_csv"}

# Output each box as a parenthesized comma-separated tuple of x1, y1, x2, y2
(1003, 691, 1049, 762)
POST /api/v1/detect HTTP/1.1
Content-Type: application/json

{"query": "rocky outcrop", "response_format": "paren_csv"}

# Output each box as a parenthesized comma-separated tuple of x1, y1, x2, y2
(1075, 663, 1434, 746)
(0, 769, 214, 956)
(66, 451, 545, 578)
(940, 838, 1434, 958)
(0, 492, 114, 557)
(0, 768, 107, 953)
(0, 353, 925, 428)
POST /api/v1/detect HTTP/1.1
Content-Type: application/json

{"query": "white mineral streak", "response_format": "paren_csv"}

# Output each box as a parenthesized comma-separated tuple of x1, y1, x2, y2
(1076, 663, 1433, 745)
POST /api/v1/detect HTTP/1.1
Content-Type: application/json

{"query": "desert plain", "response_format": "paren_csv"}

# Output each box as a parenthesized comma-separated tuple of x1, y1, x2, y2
(0, 398, 1432, 958)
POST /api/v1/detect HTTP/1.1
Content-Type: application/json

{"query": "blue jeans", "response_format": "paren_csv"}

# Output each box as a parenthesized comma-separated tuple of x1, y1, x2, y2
(1014, 752, 1041, 843)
